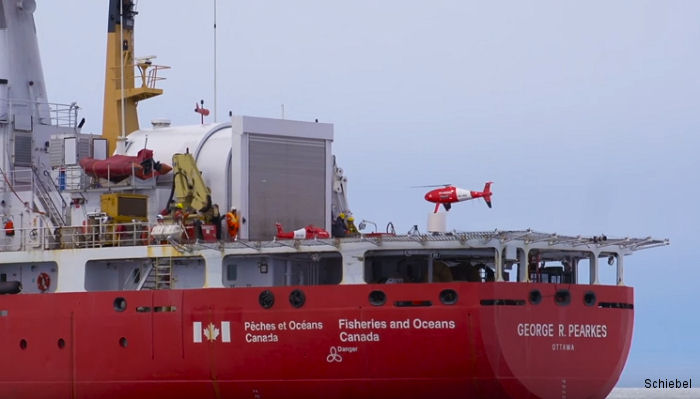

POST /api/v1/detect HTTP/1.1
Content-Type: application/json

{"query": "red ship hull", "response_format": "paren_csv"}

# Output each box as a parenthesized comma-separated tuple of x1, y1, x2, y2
(0, 282, 632, 399)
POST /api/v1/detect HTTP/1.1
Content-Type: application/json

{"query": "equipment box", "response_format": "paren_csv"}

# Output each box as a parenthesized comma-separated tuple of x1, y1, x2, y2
(201, 224, 217, 242)
(100, 193, 148, 222)
(184, 224, 217, 242)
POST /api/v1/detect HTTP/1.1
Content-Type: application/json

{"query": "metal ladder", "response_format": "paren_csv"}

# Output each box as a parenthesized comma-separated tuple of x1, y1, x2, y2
(31, 166, 66, 229)
(141, 258, 173, 290)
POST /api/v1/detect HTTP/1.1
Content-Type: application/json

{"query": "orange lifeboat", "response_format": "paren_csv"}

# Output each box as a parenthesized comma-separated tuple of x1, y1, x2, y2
(79, 148, 172, 182)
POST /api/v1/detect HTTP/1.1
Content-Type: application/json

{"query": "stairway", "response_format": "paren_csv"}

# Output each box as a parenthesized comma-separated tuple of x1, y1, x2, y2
(32, 166, 66, 229)
(140, 258, 173, 290)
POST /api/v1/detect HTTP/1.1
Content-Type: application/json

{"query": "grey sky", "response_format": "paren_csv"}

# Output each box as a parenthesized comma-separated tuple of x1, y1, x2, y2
(35, 1, 699, 386)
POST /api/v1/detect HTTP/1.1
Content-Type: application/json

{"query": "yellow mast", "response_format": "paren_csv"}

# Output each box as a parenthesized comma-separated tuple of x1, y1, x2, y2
(102, 0, 163, 155)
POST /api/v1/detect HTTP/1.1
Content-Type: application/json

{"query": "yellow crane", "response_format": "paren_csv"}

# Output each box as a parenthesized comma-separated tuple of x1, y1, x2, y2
(171, 151, 212, 214)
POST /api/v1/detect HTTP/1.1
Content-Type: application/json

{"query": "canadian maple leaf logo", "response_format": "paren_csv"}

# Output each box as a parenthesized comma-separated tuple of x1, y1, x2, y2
(204, 323, 220, 342)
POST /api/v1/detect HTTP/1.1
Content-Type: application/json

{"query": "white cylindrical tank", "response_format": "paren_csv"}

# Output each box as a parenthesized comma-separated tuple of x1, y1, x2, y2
(124, 122, 233, 208)
(427, 212, 447, 233)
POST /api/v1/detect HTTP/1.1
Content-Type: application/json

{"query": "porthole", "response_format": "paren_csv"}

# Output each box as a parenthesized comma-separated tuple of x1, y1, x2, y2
(19, 339, 27, 350)
(368, 290, 386, 306)
(529, 290, 542, 305)
(555, 290, 571, 306)
(259, 290, 275, 309)
(289, 289, 306, 308)
(119, 337, 128, 348)
(439, 289, 458, 305)
(583, 291, 597, 307)
(57, 338, 66, 349)
(113, 297, 127, 312)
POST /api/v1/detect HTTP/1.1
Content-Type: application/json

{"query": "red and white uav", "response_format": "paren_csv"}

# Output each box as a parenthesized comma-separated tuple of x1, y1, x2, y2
(424, 182, 493, 213)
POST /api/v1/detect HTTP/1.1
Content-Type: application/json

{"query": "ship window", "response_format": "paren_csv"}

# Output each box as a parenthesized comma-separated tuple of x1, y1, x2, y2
(527, 250, 582, 284)
(0, 273, 6, 282)
(222, 253, 342, 287)
(365, 254, 429, 284)
(226, 264, 238, 281)
(364, 249, 497, 283)
(85, 257, 204, 291)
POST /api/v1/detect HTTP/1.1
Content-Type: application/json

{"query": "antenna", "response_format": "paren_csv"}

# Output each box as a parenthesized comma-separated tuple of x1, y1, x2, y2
(213, 0, 218, 122)
(119, 0, 126, 154)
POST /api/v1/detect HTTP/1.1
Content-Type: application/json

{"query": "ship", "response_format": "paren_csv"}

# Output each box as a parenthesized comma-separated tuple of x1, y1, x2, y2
(0, 1, 668, 398)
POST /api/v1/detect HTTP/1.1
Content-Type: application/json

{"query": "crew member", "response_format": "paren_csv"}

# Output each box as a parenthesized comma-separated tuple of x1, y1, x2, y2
(346, 216, 358, 234)
(210, 204, 222, 240)
(226, 207, 240, 241)
(173, 203, 185, 224)
(332, 213, 346, 238)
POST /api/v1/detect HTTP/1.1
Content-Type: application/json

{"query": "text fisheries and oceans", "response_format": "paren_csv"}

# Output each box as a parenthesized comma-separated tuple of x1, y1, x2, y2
(339, 318, 456, 330)
(338, 318, 456, 343)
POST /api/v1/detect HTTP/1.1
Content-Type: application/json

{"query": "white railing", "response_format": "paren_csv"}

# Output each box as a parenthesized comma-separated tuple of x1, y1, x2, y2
(0, 98, 79, 128)
(0, 221, 154, 251)
(0, 220, 215, 251)
(0, 168, 34, 191)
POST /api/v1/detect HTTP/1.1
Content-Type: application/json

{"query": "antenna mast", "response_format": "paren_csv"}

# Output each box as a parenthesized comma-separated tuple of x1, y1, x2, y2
(213, 0, 218, 122)
(102, 0, 165, 155)
(118, 0, 126, 153)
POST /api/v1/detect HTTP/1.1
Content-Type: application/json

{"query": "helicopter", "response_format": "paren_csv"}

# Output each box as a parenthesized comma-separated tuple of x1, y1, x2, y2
(423, 182, 493, 213)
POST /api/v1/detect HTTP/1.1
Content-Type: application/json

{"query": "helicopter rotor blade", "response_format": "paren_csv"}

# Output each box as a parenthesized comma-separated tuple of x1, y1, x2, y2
(410, 184, 452, 188)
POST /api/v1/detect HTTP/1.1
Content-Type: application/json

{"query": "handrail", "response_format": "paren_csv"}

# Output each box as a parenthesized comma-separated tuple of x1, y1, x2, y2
(121, 268, 139, 291)
(42, 169, 68, 209)
(107, 63, 170, 90)
(0, 222, 670, 255)
(32, 166, 65, 227)
(0, 98, 79, 128)
(135, 264, 154, 291)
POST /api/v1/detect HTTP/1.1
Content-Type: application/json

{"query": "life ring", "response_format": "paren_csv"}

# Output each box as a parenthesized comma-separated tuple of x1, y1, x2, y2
(37, 272, 51, 292)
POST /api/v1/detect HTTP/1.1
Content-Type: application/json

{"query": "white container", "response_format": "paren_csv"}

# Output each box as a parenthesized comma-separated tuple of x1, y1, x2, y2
(427, 212, 447, 233)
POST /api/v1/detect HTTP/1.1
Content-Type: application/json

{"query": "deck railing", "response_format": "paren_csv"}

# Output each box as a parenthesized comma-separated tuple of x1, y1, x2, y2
(0, 98, 80, 128)
(0, 221, 669, 254)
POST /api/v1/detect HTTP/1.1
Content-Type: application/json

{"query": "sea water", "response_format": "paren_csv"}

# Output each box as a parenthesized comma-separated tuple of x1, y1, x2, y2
(607, 388, 700, 398)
